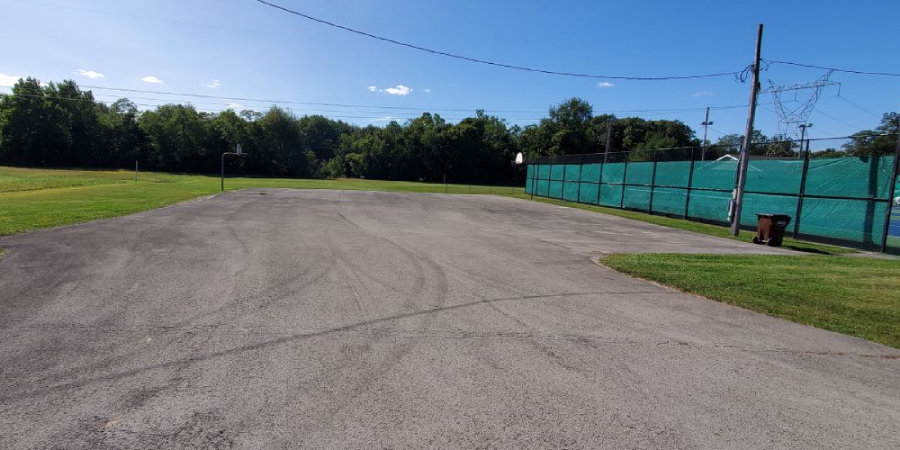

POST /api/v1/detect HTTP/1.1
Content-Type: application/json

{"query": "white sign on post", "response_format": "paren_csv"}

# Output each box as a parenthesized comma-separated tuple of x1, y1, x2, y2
(236, 144, 243, 155)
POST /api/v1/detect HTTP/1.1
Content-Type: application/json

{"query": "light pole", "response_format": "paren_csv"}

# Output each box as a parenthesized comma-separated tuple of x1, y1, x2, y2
(221, 144, 247, 191)
(798, 123, 813, 157)
(701, 107, 713, 161)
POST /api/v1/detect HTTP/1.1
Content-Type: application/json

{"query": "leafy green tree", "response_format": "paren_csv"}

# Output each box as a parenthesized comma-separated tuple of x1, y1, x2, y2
(138, 104, 211, 171)
(845, 113, 898, 156)
(0, 78, 71, 166)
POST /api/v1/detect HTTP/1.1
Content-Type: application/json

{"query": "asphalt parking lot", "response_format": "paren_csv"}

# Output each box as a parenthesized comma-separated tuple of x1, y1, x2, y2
(1, 189, 897, 448)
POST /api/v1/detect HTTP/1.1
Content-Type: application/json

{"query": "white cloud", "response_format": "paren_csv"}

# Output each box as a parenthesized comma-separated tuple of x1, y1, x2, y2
(424, 88, 431, 93)
(368, 84, 415, 96)
(228, 103, 245, 110)
(0, 73, 21, 87)
(383, 84, 412, 96)
(203, 79, 221, 89)
(692, 90, 715, 97)
(141, 75, 164, 84)
(597, 82, 614, 88)
(370, 116, 395, 122)
(75, 69, 105, 79)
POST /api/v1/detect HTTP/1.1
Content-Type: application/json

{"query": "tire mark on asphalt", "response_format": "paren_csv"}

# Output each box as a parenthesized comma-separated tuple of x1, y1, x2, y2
(3, 288, 893, 404)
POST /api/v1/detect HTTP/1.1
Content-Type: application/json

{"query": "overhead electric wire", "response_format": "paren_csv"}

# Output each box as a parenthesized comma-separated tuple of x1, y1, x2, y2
(8, 92, 543, 121)
(254, 0, 741, 81)
(764, 59, 900, 77)
(80, 85, 546, 114)
(6, 85, 806, 125)
(76, 84, 765, 117)
(835, 96, 883, 119)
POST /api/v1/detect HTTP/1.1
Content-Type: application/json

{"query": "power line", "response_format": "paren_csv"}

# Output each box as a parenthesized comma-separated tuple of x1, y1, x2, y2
(835, 96, 883, 119)
(76, 84, 764, 117)
(80, 85, 545, 114)
(764, 59, 900, 77)
(7, 92, 544, 121)
(4, 84, 795, 124)
(254, 0, 741, 81)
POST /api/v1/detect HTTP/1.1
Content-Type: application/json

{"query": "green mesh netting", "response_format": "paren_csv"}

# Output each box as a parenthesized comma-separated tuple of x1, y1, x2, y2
(564, 165, 581, 182)
(691, 160, 736, 190)
(526, 155, 897, 248)
(549, 165, 564, 181)
(654, 161, 692, 188)
(745, 160, 803, 194)
(602, 163, 625, 184)
(581, 164, 601, 184)
(652, 187, 688, 216)
(579, 183, 600, 204)
(600, 184, 623, 207)
(625, 162, 654, 185)
(563, 181, 579, 201)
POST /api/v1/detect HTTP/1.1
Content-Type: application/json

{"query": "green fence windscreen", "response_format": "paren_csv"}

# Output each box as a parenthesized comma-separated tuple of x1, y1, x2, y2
(526, 155, 897, 249)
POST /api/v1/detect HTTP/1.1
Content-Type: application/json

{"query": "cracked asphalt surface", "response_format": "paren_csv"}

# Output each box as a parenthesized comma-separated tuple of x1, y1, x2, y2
(1, 189, 898, 449)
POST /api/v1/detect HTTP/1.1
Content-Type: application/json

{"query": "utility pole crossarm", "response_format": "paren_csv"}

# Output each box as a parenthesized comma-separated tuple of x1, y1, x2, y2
(701, 106, 713, 161)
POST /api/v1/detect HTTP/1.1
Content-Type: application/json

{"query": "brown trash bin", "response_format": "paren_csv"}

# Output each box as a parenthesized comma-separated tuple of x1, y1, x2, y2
(752, 213, 792, 247)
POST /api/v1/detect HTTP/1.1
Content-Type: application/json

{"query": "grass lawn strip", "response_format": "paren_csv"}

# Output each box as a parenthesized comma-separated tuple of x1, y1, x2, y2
(602, 253, 900, 349)
(506, 193, 857, 255)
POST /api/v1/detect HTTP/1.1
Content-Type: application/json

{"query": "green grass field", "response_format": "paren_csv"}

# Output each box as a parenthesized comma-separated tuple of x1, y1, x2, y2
(602, 253, 900, 349)
(0, 166, 522, 236)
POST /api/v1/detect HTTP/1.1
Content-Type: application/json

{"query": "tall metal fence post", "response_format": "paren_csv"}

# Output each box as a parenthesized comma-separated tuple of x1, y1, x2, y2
(545, 156, 552, 197)
(648, 152, 659, 214)
(596, 152, 606, 206)
(620, 155, 629, 209)
(560, 156, 568, 200)
(529, 162, 535, 199)
(880, 132, 900, 253)
(684, 148, 696, 219)
(792, 143, 811, 238)
(576, 154, 584, 203)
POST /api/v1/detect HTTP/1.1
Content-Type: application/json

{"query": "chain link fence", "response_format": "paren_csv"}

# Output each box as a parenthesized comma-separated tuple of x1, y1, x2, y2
(525, 136, 900, 252)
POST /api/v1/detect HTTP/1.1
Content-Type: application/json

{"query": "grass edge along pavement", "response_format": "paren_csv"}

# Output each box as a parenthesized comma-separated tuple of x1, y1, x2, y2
(505, 193, 859, 255)
(1, 167, 862, 257)
(0, 167, 524, 237)
(601, 253, 900, 349)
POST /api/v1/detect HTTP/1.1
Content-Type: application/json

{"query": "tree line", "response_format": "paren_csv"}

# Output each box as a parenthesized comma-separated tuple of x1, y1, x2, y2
(0, 77, 895, 184)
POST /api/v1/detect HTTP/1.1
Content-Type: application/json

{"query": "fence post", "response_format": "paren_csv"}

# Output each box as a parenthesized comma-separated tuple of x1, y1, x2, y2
(529, 162, 534, 199)
(648, 152, 659, 214)
(620, 155, 629, 209)
(560, 156, 568, 200)
(880, 132, 900, 253)
(576, 154, 584, 203)
(545, 158, 551, 197)
(597, 152, 606, 206)
(684, 148, 696, 219)
(792, 144, 811, 238)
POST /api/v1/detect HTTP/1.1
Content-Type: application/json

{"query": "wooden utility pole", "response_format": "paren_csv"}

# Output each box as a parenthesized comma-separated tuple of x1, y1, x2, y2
(701, 107, 712, 161)
(604, 117, 614, 163)
(731, 24, 764, 236)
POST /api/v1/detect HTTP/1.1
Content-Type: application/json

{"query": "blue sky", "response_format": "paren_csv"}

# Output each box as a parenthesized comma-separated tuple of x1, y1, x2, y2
(1, 0, 898, 147)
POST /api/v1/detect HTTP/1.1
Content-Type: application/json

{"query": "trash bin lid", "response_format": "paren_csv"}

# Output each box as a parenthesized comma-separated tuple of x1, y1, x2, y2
(756, 213, 791, 220)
